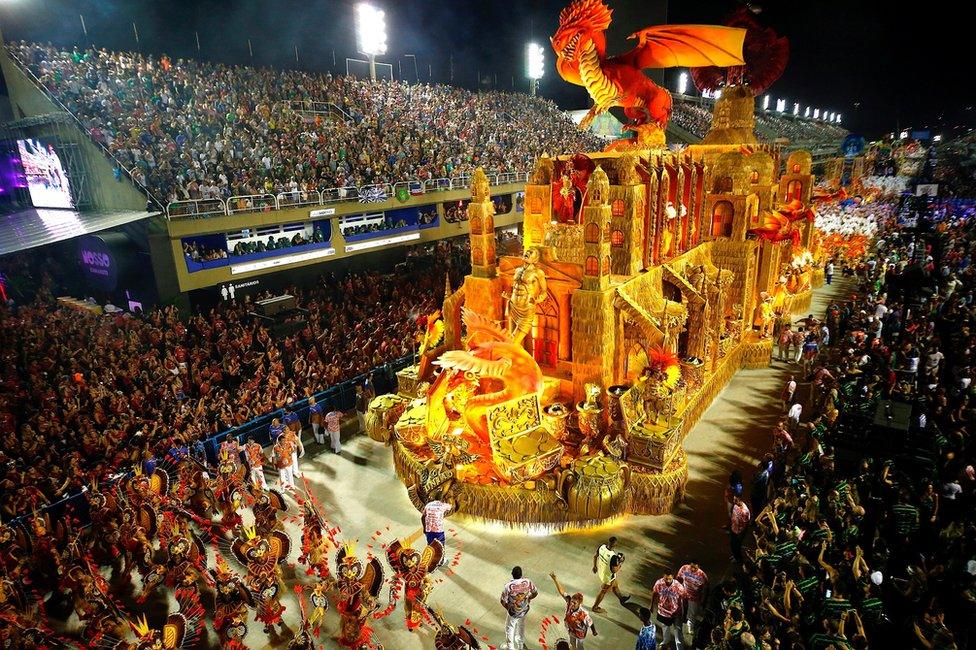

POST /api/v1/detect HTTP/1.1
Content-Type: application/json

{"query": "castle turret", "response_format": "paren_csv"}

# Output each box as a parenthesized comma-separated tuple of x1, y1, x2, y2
(468, 167, 497, 278)
(571, 166, 616, 396)
(581, 166, 612, 291)
(462, 167, 505, 323)
(523, 155, 554, 249)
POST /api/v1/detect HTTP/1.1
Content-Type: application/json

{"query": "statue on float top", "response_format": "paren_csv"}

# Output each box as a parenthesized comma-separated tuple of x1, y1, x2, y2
(505, 246, 549, 345)
(552, 0, 746, 148)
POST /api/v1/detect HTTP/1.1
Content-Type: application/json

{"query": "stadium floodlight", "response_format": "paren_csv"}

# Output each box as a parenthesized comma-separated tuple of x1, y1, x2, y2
(763, 95, 770, 110)
(793, 102, 800, 116)
(933, 134, 942, 142)
(814, 108, 820, 119)
(836, 114, 842, 124)
(356, 3, 387, 81)
(526, 43, 545, 95)
(776, 98, 786, 113)
(804, 106, 811, 118)
(900, 130, 909, 139)
(677, 71, 688, 95)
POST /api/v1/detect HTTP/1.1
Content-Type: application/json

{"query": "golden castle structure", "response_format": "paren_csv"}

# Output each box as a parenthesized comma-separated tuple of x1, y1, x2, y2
(366, 85, 822, 530)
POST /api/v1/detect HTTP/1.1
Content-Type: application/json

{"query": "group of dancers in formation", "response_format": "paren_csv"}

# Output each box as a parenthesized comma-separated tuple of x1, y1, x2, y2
(0, 434, 481, 649)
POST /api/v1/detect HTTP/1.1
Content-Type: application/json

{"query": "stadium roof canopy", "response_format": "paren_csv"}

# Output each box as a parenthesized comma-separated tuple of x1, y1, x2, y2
(0, 206, 155, 257)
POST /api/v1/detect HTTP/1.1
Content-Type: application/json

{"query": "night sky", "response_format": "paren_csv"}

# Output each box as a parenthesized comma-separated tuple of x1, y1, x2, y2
(0, 0, 970, 140)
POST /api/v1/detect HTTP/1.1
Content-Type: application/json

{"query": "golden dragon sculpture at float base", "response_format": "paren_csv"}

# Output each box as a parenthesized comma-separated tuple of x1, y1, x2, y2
(552, 0, 746, 149)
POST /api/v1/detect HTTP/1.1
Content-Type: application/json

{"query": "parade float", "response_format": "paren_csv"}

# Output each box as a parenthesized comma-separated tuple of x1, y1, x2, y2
(366, 0, 822, 530)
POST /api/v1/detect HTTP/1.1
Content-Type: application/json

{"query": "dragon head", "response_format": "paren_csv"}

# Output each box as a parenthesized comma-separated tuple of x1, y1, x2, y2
(551, 0, 612, 83)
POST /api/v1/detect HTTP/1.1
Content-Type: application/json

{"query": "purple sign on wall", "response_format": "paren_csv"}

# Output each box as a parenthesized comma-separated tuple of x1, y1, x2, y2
(77, 235, 117, 291)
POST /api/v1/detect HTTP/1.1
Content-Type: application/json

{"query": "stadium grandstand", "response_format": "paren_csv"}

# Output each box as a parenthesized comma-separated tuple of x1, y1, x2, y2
(9, 3, 963, 649)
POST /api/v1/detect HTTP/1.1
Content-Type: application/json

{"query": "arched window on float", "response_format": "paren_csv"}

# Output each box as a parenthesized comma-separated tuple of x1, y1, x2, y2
(603, 255, 611, 275)
(470, 216, 482, 234)
(585, 222, 600, 243)
(585, 255, 599, 275)
(611, 199, 626, 217)
(749, 170, 759, 184)
(611, 229, 625, 247)
(711, 201, 734, 238)
(530, 196, 543, 213)
(792, 163, 801, 173)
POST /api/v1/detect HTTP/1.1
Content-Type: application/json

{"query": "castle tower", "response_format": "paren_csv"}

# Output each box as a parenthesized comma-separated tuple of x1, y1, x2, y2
(701, 85, 758, 145)
(581, 166, 612, 291)
(777, 151, 815, 247)
(468, 167, 497, 278)
(609, 153, 646, 276)
(523, 155, 554, 249)
(571, 166, 616, 397)
(462, 168, 505, 323)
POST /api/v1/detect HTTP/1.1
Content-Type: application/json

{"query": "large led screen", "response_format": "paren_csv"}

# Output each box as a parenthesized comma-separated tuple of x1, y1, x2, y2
(17, 138, 74, 208)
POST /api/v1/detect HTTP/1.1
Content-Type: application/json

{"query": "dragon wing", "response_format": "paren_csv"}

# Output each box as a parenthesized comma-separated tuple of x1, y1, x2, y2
(617, 24, 746, 69)
(433, 350, 512, 377)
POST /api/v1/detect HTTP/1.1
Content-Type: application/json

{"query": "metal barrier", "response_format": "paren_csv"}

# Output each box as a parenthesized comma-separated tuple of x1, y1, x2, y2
(166, 198, 227, 219)
(2, 353, 416, 528)
(392, 180, 424, 198)
(227, 193, 278, 214)
(358, 183, 394, 200)
(322, 186, 361, 203)
(277, 190, 323, 209)
(424, 177, 453, 193)
(162, 172, 529, 219)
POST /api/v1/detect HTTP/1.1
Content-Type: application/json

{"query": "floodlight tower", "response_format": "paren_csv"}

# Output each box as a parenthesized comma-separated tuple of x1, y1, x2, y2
(676, 71, 688, 95)
(356, 3, 387, 81)
(526, 43, 545, 96)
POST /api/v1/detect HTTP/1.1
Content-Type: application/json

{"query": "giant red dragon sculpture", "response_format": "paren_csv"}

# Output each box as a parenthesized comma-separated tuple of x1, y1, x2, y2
(552, 0, 746, 148)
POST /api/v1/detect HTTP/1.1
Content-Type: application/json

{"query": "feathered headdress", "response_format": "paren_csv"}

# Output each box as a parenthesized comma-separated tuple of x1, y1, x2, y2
(647, 345, 681, 388)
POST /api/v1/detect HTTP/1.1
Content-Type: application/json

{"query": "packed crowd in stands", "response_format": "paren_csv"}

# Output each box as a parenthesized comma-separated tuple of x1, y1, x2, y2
(755, 113, 848, 145)
(671, 101, 714, 139)
(5, 41, 601, 207)
(444, 200, 470, 223)
(689, 197, 976, 650)
(0, 236, 482, 522)
(340, 215, 409, 237)
(418, 208, 438, 226)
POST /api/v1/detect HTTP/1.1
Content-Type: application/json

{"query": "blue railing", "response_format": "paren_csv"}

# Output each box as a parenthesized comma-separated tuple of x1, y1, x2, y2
(2, 354, 416, 528)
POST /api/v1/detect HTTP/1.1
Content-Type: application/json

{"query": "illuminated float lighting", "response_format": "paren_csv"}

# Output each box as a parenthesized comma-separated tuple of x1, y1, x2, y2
(933, 134, 942, 142)
(230, 247, 336, 274)
(463, 513, 628, 537)
(900, 130, 909, 139)
(344, 231, 421, 252)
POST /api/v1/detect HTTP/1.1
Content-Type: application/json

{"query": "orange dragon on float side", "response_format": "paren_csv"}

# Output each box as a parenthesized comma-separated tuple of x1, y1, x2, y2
(748, 199, 816, 246)
(551, 0, 746, 148)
